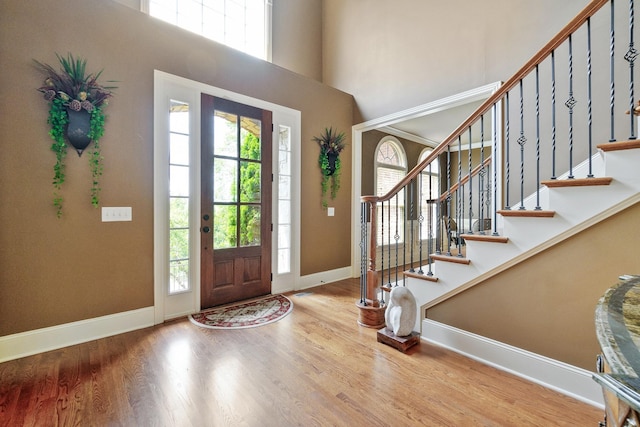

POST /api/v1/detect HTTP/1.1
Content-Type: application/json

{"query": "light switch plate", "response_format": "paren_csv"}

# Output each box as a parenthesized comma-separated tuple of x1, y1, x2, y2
(327, 207, 335, 216)
(102, 207, 132, 222)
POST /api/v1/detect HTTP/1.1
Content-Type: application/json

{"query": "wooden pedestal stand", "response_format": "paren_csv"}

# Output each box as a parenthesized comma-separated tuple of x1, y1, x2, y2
(356, 300, 386, 328)
(377, 328, 420, 353)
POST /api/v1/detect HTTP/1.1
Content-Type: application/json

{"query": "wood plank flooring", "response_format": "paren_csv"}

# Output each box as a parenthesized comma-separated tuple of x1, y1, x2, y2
(0, 279, 603, 426)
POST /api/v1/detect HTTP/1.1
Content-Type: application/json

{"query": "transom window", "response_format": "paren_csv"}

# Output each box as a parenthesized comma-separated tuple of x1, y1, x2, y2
(375, 138, 407, 244)
(147, 0, 271, 60)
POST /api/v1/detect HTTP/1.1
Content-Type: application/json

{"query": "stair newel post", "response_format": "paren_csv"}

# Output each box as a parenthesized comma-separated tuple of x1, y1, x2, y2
(356, 198, 386, 328)
(359, 201, 368, 306)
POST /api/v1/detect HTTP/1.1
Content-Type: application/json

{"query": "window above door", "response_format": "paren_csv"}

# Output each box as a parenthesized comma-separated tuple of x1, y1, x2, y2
(144, 0, 272, 61)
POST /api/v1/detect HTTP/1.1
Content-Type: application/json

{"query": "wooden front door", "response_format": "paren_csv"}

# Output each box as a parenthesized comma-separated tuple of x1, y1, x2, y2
(200, 94, 272, 309)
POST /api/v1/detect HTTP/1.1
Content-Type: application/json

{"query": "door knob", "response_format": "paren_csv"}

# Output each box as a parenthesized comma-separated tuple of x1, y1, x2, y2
(203, 214, 210, 221)
(202, 226, 211, 233)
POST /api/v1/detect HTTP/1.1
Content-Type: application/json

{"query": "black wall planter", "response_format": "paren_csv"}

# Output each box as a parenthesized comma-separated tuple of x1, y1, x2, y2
(66, 108, 92, 156)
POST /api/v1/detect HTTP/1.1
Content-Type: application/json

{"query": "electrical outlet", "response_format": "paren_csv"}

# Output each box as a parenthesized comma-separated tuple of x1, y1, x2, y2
(102, 207, 132, 222)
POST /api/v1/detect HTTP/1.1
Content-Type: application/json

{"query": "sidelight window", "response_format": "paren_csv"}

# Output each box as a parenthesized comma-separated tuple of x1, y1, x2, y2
(169, 100, 191, 294)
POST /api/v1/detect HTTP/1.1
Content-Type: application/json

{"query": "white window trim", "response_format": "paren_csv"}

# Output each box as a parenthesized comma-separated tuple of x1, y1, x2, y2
(153, 70, 300, 324)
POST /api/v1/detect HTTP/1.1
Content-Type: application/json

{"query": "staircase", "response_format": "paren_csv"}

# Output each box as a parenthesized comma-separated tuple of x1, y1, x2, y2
(406, 140, 640, 318)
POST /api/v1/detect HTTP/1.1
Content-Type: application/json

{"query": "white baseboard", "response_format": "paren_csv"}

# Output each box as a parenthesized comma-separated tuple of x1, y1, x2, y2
(298, 266, 352, 290)
(422, 319, 604, 409)
(0, 306, 155, 363)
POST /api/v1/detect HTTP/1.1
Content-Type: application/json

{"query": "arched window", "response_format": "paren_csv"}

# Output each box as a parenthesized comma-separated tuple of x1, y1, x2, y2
(375, 137, 407, 244)
(418, 148, 440, 240)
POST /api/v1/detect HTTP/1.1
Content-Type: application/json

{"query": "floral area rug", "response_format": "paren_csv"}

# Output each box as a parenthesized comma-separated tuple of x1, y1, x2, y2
(189, 294, 293, 329)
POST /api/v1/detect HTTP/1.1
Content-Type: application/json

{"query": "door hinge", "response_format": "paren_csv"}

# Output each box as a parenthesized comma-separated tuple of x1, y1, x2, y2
(270, 273, 273, 281)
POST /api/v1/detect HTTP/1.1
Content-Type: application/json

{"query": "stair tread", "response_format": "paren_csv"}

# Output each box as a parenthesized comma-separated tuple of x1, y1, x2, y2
(430, 254, 471, 265)
(597, 140, 640, 152)
(497, 209, 555, 217)
(541, 177, 612, 187)
(403, 270, 439, 282)
(460, 233, 509, 243)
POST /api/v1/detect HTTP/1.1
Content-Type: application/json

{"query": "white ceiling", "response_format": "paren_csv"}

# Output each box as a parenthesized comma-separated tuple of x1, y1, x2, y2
(375, 99, 489, 146)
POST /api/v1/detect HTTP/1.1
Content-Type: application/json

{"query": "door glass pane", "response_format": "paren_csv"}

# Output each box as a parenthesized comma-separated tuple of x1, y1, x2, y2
(170, 229, 190, 259)
(240, 117, 261, 161)
(169, 260, 189, 294)
(214, 158, 237, 202)
(170, 165, 190, 197)
(214, 111, 238, 157)
(170, 197, 189, 228)
(240, 205, 261, 247)
(214, 205, 237, 249)
(170, 133, 190, 165)
(240, 161, 261, 203)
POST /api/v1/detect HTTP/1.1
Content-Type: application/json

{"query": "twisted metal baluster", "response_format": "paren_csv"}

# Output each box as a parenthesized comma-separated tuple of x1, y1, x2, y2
(446, 145, 452, 256)
(417, 175, 423, 275)
(587, 17, 594, 177)
(518, 79, 527, 210)
(394, 193, 400, 286)
(610, 0, 617, 142)
(535, 65, 542, 210)
(505, 93, 511, 209)
(479, 114, 486, 230)
(409, 180, 415, 273)
(626, 0, 638, 139)
(427, 163, 434, 276)
(387, 199, 392, 288)
(380, 200, 385, 288)
(551, 50, 557, 179)
(468, 125, 474, 222)
(492, 102, 499, 236)
(566, 34, 577, 179)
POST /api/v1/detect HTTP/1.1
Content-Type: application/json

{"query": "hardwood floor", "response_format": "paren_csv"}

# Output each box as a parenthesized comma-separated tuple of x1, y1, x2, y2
(0, 279, 603, 426)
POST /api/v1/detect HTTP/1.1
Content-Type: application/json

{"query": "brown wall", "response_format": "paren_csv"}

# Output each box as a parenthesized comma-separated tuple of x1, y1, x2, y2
(427, 202, 640, 370)
(0, 0, 353, 336)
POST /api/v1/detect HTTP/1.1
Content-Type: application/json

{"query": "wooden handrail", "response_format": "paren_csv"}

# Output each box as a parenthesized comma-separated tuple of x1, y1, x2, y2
(361, 0, 608, 205)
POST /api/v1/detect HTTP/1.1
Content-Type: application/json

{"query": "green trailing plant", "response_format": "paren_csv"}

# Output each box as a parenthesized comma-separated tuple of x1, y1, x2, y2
(35, 53, 116, 217)
(312, 127, 346, 208)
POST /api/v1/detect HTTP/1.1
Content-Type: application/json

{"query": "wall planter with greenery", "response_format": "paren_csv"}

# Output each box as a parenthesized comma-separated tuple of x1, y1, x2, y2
(313, 127, 346, 208)
(35, 53, 116, 217)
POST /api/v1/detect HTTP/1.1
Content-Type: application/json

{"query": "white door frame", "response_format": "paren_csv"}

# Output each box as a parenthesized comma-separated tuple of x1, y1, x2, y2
(153, 71, 301, 324)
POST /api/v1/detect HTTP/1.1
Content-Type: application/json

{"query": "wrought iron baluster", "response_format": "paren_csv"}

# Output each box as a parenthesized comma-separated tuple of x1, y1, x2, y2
(505, 93, 511, 210)
(418, 175, 423, 275)
(479, 114, 486, 233)
(626, 0, 638, 139)
(360, 202, 367, 305)
(394, 193, 400, 286)
(380, 200, 385, 288)
(518, 79, 527, 210)
(587, 17, 594, 177)
(446, 145, 452, 256)
(468, 125, 474, 222)
(610, 0, 616, 142)
(566, 34, 576, 179)
(535, 65, 542, 210)
(492, 102, 499, 236)
(551, 50, 557, 179)
(387, 199, 391, 288)
(409, 180, 414, 273)
(427, 163, 434, 276)
(435, 186, 442, 255)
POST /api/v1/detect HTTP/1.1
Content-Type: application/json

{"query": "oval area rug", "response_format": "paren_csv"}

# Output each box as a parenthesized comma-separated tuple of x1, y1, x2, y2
(189, 294, 293, 329)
